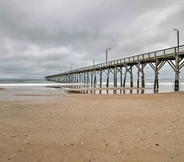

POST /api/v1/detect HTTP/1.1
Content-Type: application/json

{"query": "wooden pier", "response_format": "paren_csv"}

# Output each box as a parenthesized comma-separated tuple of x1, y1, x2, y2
(45, 45, 184, 93)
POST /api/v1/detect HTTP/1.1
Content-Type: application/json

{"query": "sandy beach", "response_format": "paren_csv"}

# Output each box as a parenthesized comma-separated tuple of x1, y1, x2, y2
(0, 88, 184, 162)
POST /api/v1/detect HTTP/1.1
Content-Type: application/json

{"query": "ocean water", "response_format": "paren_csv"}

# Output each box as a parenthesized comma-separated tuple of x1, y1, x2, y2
(0, 79, 184, 95)
(0, 79, 69, 102)
(0, 79, 66, 87)
(0, 79, 66, 98)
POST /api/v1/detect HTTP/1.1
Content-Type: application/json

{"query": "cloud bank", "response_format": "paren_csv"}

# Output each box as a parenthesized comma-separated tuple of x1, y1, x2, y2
(0, 0, 184, 79)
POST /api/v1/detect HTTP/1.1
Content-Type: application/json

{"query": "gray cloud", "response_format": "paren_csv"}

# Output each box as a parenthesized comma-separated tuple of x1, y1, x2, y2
(0, 0, 183, 79)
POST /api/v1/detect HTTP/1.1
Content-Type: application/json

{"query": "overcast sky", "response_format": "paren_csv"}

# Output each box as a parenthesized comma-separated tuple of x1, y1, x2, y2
(0, 0, 184, 80)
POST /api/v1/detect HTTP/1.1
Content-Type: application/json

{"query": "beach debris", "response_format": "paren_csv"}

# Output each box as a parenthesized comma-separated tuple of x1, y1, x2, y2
(155, 143, 159, 146)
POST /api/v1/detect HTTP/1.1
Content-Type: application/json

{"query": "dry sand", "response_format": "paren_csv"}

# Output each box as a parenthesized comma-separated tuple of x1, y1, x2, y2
(0, 89, 184, 162)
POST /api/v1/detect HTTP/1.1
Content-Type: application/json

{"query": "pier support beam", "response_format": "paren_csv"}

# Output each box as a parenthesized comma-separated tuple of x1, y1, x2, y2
(175, 52, 179, 91)
(120, 67, 123, 87)
(106, 68, 110, 94)
(119, 67, 123, 94)
(76, 74, 79, 88)
(141, 64, 146, 94)
(135, 63, 146, 93)
(79, 73, 82, 88)
(130, 68, 133, 88)
(130, 66, 133, 94)
(123, 65, 134, 88)
(141, 64, 146, 88)
(141, 74, 145, 94)
(122, 69, 127, 94)
(100, 70, 102, 88)
(150, 62, 159, 93)
(150, 60, 166, 93)
(99, 70, 102, 94)
(136, 63, 140, 94)
(114, 67, 117, 87)
(106, 68, 109, 87)
(123, 69, 127, 87)
(123, 65, 134, 94)
(141, 73, 145, 88)
(167, 56, 184, 92)
(90, 71, 93, 88)
(94, 71, 97, 88)
(86, 72, 90, 88)
(136, 63, 140, 89)
(154, 71, 159, 93)
(84, 72, 86, 88)
(93, 71, 97, 94)
(114, 67, 117, 94)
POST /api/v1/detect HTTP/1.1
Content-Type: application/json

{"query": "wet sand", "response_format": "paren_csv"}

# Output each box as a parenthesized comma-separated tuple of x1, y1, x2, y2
(0, 88, 184, 162)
